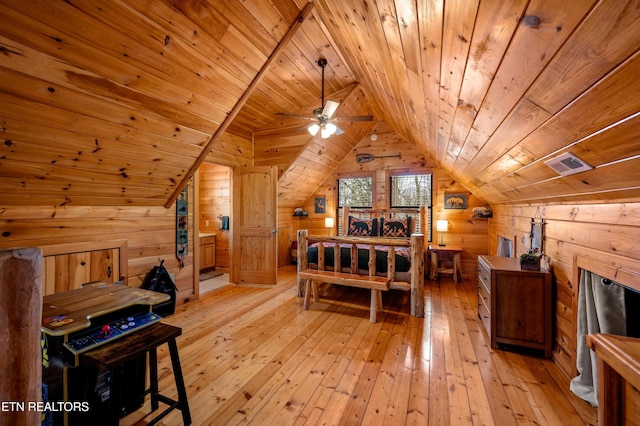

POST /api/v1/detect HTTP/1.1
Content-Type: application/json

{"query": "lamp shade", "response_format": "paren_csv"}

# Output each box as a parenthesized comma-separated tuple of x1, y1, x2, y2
(308, 123, 320, 136)
(325, 217, 335, 228)
(436, 220, 448, 232)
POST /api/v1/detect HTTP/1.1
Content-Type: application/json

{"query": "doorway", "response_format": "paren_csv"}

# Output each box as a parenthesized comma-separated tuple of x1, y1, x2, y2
(196, 163, 232, 296)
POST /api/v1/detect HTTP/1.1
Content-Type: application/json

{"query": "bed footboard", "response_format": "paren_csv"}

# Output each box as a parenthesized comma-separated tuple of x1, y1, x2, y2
(297, 230, 424, 317)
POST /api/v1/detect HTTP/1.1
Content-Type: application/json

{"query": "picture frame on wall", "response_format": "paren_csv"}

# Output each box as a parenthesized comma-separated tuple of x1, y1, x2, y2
(444, 193, 468, 209)
(314, 196, 326, 214)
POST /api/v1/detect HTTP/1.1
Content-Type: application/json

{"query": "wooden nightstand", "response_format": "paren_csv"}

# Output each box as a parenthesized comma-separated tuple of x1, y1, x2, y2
(429, 245, 463, 282)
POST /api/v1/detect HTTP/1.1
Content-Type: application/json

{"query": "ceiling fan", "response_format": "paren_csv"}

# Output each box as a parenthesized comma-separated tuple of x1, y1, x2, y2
(276, 58, 374, 138)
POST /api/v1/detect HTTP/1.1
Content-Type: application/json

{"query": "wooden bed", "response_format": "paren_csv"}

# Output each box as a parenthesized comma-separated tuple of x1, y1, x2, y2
(296, 207, 426, 318)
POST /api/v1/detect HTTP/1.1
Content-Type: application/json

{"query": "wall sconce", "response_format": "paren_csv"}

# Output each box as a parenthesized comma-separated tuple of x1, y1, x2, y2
(325, 217, 334, 235)
(436, 220, 448, 246)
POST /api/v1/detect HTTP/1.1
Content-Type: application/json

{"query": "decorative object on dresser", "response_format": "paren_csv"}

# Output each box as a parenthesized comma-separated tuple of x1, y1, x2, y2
(519, 249, 541, 271)
(477, 255, 552, 358)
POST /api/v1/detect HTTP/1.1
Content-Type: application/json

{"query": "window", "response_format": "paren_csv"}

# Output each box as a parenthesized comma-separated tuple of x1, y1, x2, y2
(390, 174, 433, 240)
(337, 177, 373, 235)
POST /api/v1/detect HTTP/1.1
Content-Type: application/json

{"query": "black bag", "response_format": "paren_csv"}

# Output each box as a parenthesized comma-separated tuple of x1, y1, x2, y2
(141, 259, 177, 317)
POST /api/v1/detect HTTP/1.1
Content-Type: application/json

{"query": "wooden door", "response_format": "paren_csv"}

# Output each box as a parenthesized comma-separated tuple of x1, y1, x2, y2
(232, 166, 278, 284)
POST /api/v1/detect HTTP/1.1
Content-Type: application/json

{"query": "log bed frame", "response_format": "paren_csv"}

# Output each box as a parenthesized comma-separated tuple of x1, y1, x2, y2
(298, 229, 425, 322)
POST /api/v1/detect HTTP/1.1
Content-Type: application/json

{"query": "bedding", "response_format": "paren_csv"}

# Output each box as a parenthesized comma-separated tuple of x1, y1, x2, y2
(347, 216, 378, 236)
(307, 242, 411, 273)
(380, 217, 411, 237)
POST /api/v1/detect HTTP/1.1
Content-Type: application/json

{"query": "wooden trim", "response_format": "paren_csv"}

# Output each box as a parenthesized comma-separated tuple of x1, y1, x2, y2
(574, 254, 640, 294)
(165, 2, 316, 208)
(39, 239, 128, 286)
(193, 168, 200, 299)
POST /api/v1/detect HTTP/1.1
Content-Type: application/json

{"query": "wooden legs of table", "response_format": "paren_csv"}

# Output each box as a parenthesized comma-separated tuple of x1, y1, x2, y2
(452, 253, 462, 282)
(429, 252, 438, 280)
(430, 251, 462, 282)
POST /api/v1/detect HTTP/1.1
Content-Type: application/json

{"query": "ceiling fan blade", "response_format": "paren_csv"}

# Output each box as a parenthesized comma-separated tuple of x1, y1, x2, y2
(334, 125, 345, 136)
(331, 115, 374, 122)
(322, 100, 340, 118)
(275, 112, 316, 121)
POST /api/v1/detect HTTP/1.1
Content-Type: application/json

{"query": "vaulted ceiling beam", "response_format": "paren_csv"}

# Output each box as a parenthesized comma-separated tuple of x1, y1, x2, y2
(165, 2, 315, 208)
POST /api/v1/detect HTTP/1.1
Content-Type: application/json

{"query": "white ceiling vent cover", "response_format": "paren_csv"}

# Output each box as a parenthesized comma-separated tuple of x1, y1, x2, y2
(544, 152, 593, 176)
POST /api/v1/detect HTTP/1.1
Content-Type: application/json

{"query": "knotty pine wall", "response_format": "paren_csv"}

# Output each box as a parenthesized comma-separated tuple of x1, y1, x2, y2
(0, 192, 196, 304)
(0, 133, 252, 303)
(198, 162, 231, 270)
(489, 202, 640, 379)
(278, 135, 491, 278)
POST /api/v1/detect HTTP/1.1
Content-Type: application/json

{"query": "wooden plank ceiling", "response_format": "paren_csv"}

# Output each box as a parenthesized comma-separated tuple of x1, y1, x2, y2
(0, 0, 638, 207)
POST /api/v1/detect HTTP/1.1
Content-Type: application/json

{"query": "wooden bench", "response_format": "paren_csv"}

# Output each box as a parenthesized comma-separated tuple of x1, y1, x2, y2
(298, 269, 390, 323)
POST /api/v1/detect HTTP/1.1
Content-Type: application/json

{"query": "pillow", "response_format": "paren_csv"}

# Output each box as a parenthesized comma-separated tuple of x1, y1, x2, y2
(347, 217, 378, 236)
(380, 217, 411, 237)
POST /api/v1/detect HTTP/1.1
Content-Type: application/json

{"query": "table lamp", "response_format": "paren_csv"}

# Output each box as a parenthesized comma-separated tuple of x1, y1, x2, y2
(325, 217, 334, 235)
(436, 220, 448, 246)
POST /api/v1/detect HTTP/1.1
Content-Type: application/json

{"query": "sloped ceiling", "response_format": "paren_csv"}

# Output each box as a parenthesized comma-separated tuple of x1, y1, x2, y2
(0, 0, 639, 208)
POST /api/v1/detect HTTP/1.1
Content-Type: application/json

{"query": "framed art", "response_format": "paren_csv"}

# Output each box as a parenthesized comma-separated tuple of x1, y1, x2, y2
(314, 196, 326, 214)
(444, 193, 467, 209)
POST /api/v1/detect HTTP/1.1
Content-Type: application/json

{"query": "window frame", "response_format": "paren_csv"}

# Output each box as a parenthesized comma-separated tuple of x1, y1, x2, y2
(336, 174, 375, 236)
(389, 173, 433, 241)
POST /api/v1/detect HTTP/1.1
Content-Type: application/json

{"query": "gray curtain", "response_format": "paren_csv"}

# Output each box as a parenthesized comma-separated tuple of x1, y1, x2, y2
(570, 270, 627, 406)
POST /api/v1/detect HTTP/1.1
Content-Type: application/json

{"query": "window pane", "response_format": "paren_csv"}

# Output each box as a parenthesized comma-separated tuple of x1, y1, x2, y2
(390, 174, 432, 207)
(338, 177, 373, 207)
(390, 174, 433, 241)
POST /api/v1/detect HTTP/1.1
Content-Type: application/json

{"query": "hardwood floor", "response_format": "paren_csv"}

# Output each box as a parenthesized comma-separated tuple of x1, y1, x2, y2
(121, 265, 597, 425)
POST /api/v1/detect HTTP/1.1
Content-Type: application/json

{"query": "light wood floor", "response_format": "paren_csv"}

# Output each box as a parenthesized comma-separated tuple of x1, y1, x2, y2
(121, 265, 597, 425)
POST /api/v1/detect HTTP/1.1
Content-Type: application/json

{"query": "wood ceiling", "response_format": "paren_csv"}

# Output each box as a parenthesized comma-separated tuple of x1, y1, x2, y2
(0, 0, 638, 208)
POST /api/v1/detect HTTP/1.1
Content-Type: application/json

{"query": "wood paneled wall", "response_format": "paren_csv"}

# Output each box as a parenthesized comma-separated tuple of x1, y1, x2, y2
(489, 202, 640, 379)
(199, 163, 231, 270)
(278, 131, 491, 276)
(0, 190, 197, 304)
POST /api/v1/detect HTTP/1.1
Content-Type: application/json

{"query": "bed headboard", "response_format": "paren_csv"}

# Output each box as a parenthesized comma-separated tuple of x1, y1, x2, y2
(342, 206, 427, 238)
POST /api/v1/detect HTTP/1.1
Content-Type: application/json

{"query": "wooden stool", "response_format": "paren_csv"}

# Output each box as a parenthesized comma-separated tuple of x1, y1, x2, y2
(81, 322, 191, 425)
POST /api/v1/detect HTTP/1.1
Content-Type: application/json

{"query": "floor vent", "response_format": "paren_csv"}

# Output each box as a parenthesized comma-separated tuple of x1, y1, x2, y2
(544, 152, 593, 176)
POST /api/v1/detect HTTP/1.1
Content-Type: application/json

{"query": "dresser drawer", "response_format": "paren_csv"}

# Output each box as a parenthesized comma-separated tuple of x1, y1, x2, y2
(477, 260, 490, 290)
(478, 281, 490, 312)
(478, 297, 491, 336)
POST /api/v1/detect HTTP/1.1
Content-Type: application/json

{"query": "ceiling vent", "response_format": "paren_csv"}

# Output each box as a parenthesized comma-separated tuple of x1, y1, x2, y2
(544, 152, 593, 176)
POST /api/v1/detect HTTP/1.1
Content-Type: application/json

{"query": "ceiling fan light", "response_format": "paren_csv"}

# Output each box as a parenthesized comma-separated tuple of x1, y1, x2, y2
(321, 126, 332, 139)
(308, 123, 320, 136)
(325, 123, 337, 135)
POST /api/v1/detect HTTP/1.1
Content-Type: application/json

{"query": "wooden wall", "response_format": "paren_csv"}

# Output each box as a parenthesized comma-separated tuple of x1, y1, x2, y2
(489, 202, 640, 379)
(0, 133, 252, 302)
(0, 194, 196, 304)
(278, 131, 491, 277)
(199, 162, 231, 270)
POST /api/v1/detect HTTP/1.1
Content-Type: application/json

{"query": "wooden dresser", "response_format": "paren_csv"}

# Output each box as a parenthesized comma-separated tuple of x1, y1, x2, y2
(477, 255, 552, 358)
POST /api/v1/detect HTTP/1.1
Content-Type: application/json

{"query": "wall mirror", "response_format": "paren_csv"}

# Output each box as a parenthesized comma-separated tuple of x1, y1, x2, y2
(530, 218, 544, 254)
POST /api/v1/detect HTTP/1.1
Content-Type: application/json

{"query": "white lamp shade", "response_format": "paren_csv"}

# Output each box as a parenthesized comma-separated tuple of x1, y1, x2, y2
(308, 123, 320, 136)
(325, 217, 335, 228)
(436, 220, 448, 232)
